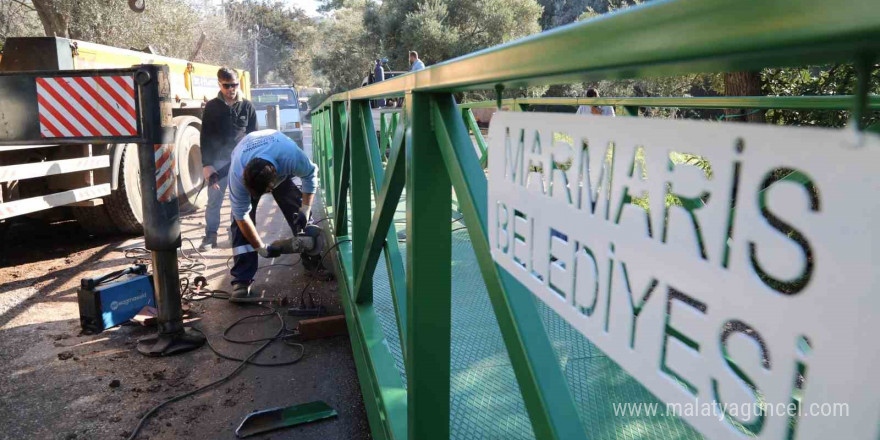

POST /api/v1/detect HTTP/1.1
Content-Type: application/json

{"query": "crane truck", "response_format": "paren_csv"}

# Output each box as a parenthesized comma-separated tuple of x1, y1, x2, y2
(0, 37, 251, 235)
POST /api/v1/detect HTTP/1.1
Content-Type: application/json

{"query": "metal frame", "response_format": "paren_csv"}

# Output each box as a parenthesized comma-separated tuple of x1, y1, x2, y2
(0, 68, 144, 219)
(310, 1, 880, 439)
(0, 64, 201, 356)
(0, 68, 145, 146)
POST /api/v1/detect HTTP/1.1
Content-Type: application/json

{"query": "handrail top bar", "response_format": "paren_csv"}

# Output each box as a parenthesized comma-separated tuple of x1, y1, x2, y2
(457, 95, 880, 110)
(317, 0, 879, 110)
(0, 67, 142, 77)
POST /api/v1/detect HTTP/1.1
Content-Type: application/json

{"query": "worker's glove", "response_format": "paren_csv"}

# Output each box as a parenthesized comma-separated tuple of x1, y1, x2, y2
(257, 244, 282, 258)
(294, 204, 311, 233)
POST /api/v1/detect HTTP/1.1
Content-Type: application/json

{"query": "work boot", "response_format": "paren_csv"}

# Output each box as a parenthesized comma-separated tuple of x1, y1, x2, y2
(198, 234, 218, 252)
(229, 282, 253, 303)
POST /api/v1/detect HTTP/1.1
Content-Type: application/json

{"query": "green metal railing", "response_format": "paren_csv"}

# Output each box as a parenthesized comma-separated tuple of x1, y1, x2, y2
(375, 95, 880, 171)
(310, 1, 880, 439)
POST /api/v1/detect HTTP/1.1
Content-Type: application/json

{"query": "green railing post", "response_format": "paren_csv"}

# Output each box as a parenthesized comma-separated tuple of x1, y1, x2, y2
(312, 112, 323, 200)
(379, 112, 388, 163)
(405, 92, 451, 440)
(350, 100, 373, 303)
(389, 112, 399, 159)
(324, 109, 335, 208)
(331, 101, 350, 237)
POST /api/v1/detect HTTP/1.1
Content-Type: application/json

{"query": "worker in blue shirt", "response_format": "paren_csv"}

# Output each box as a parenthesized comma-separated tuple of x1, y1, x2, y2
(227, 129, 318, 302)
(409, 51, 425, 71)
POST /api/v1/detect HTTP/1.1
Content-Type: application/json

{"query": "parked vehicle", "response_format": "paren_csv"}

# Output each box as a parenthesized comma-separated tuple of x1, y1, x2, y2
(0, 36, 252, 235)
(252, 85, 304, 146)
(297, 86, 324, 116)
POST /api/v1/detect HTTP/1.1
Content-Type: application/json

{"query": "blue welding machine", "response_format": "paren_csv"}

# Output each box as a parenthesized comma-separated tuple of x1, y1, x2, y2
(77, 264, 156, 333)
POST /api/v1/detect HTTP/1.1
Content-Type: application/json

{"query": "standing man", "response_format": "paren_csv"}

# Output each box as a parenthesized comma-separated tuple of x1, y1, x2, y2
(227, 129, 318, 302)
(199, 67, 258, 252)
(373, 59, 386, 107)
(409, 51, 425, 71)
(576, 88, 616, 116)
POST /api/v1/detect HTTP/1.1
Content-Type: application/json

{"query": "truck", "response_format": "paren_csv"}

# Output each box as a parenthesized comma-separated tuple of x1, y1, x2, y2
(252, 84, 304, 146)
(296, 86, 325, 115)
(0, 37, 252, 235)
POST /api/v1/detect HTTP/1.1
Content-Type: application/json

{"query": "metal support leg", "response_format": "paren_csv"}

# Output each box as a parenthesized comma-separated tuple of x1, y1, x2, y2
(405, 92, 452, 439)
(133, 64, 205, 357)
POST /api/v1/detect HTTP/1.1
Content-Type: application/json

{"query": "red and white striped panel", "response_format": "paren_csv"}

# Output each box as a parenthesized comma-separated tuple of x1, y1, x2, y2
(154, 144, 177, 203)
(36, 76, 138, 138)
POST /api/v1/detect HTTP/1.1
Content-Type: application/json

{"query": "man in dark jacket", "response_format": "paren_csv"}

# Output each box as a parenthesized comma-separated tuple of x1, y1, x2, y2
(198, 67, 257, 251)
(373, 59, 385, 107)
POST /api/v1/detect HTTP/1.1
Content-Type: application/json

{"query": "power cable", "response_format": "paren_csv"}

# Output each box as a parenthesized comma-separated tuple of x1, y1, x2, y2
(126, 304, 301, 440)
(125, 232, 348, 440)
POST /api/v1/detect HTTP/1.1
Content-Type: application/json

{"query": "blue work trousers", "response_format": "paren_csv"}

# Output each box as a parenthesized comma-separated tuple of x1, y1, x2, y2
(229, 178, 303, 285)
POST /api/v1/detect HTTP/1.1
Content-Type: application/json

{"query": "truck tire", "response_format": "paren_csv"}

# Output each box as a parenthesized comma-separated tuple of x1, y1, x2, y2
(174, 116, 207, 213)
(72, 204, 120, 236)
(103, 143, 144, 235)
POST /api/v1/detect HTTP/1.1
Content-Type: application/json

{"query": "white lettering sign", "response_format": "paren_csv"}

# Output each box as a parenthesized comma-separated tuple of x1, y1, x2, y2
(487, 112, 880, 440)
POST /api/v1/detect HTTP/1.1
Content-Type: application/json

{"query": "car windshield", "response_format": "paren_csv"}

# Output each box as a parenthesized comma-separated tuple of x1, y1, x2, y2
(252, 89, 298, 109)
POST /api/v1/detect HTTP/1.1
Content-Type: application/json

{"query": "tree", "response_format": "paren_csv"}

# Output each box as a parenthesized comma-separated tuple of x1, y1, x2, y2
(312, 0, 379, 93)
(373, 0, 542, 69)
(30, 0, 69, 37)
(224, 1, 317, 86)
(0, 0, 42, 44)
(537, 0, 636, 30)
(7, 0, 255, 72)
(723, 71, 765, 122)
(574, 0, 641, 21)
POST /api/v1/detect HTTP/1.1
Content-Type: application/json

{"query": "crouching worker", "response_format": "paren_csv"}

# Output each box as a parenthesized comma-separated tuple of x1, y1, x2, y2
(228, 129, 318, 302)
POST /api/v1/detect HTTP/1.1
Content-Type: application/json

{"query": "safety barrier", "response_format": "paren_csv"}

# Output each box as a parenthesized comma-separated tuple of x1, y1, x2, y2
(310, 1, 880, 439)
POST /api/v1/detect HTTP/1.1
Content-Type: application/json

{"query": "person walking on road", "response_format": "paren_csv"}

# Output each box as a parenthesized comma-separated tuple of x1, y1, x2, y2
(409, 51, 425, 71)
(198, 67, 258, 252)
(226, 129, 318, 302)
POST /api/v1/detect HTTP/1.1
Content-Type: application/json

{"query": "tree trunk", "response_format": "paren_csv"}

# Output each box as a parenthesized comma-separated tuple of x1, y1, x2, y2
(724, 71, 765, 123)
(31, 0, 69, 38)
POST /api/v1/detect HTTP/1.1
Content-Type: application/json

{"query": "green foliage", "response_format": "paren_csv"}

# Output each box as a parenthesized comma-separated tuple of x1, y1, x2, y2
(0, 0, 42, 42)
(575, 0, 641, 22)
(537, 0, 593, 29)
(4, 0, 255, 72)
(308, 92, 331, 110)
(22, 0, 208, 57)
(762, 63, 880, 128)
(313, 0, 542, 93)
(400, 0, 458, 63)
(377, 0, 541, 68)
(312, 0, 380, 94)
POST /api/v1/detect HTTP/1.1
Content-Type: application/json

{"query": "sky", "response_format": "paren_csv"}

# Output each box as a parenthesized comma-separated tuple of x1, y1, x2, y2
(288, 0, 321, 17)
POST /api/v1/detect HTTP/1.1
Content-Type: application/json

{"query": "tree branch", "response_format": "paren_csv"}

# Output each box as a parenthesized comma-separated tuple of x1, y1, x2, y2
(10, 0, 36, 12)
